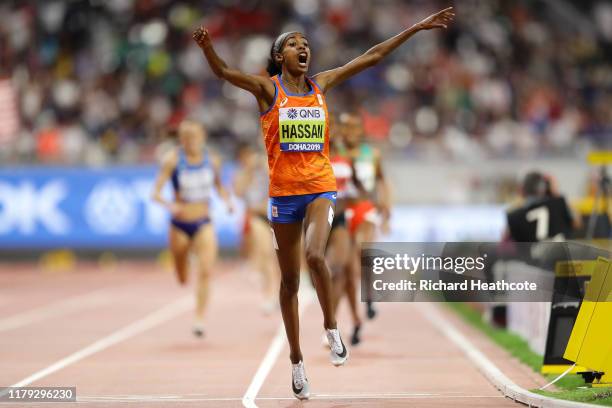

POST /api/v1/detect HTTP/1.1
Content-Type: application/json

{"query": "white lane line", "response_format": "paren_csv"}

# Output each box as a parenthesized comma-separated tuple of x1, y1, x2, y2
(0, 289, 115, 332)
(418, 302, 514, 386)
(76, 394, 505, 403)
(3, 296, 191, 395)
(419, 303, 594, 408)
(242, 288, 315, 408)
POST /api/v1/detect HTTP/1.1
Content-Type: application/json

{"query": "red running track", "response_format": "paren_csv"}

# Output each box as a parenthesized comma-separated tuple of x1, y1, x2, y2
(0, 260, 525, 407)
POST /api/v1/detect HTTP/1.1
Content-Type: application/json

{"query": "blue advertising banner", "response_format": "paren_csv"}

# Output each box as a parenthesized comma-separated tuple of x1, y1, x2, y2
(0, 166, 507, 250)
(0, 166, 243, 249)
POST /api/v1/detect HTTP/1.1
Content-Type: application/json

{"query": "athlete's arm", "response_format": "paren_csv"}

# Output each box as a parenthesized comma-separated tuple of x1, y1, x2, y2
(151, 150, 181, 215)
(374, 149, 392, 230)
(193, 27, 276, 113)
(313, 7, 454, 92)
(349, 160, 368, 199)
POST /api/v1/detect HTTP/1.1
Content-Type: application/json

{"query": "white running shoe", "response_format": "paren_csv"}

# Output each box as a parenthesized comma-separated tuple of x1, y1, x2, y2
(291, 361, 310, 400)
(192, 321, 205, 338)
(326, 328, 349, 366)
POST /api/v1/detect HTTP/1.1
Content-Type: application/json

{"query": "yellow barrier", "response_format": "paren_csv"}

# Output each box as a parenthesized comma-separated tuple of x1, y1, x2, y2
(587, 151, 612, 165)
(39, 249, 76, 273)
(540, 260, 600, 374)
(540, 365, 585, 375)
(564, 257, 612, 387)
(554, 260, 600, 278)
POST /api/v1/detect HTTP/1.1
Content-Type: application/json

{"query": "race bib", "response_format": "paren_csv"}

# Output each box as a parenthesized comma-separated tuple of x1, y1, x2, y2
(279, 107, 326, 152)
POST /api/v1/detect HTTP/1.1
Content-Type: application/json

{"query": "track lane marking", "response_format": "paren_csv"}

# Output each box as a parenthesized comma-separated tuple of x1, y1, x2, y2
(0, 289, 115, 332)
(242, 288, 315, 408)
(418, 303, 514, 384)
(419, 303, 593, 408)
(2, 296, 191, 396)
(76, 394, 506, 403)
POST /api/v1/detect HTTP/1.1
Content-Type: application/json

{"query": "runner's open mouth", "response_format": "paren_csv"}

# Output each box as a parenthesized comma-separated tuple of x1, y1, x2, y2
(298, 53, 308, 64)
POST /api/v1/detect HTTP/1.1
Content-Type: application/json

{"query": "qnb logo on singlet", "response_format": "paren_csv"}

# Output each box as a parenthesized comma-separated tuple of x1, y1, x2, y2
(179, 167, 213, 202)
(279, 107, 325, 152)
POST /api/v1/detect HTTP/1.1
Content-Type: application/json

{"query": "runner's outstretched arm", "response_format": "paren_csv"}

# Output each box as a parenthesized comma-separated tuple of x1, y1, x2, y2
(313, 7, 454, 92)
(192, 27, 276, 111)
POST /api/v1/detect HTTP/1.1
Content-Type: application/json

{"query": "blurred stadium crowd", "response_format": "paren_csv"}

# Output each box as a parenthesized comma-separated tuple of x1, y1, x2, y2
(0, 0, 610, 165)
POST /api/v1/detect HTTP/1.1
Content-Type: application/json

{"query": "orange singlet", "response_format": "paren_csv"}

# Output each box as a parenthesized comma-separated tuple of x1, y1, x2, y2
(260, 74, 336, 197)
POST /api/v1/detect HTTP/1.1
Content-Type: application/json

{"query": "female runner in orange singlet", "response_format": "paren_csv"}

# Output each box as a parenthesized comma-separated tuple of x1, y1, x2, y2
(192, 7, 454, 399)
